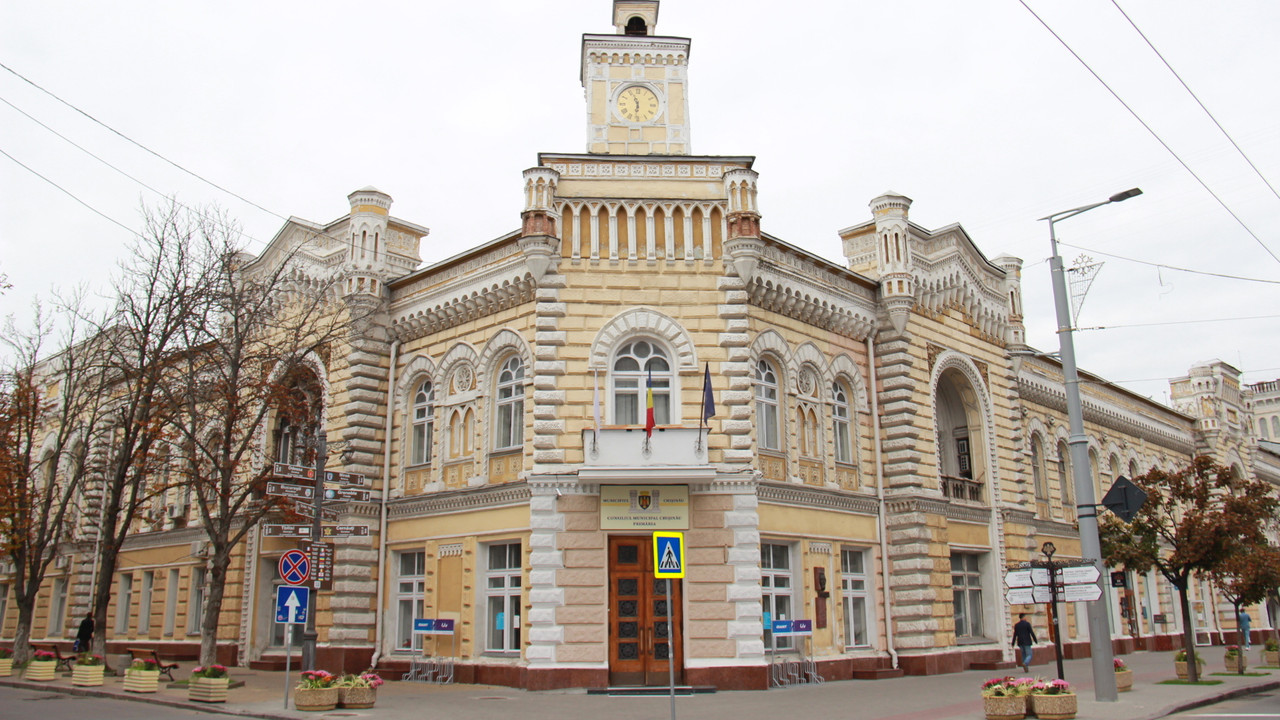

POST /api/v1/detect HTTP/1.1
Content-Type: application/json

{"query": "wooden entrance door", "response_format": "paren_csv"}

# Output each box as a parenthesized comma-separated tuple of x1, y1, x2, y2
(608, 536, 683, 686)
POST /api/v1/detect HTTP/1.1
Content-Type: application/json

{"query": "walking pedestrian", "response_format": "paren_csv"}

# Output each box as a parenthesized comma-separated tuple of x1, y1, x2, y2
(1012, 613, 1037, 673)
(1239, 609, 1252, 650)
(74, 611, 94, 653)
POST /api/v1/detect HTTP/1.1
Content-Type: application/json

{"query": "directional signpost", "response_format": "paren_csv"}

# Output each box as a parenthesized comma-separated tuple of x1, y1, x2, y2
(293, 501, 340, 522)
(653, 532, 683, 720)
(267, 482, 314, 500)
(1005, 542, 1109, 681)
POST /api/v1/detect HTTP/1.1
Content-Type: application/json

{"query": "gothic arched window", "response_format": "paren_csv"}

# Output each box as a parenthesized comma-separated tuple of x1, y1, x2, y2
(755, 359, 781, 451)
(832, 381, 852, 464)
(410, 380, 434, 466)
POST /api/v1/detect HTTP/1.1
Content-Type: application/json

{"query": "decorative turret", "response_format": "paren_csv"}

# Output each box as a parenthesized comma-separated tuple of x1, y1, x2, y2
(614, 1, 659, 35)
(519, 167, 562, 283)
(870, 192, 915, 333)
(722, 168, 763, 283)
(345, 186, 393, 298)
(993, 254, 1027, 350)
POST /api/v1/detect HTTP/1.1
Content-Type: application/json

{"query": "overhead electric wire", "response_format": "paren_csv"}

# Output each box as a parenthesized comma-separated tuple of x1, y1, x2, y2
(0, 145, 142, 239)
(1059, 241, 1280, 285)
(1016, 0, 1280, 267)
(0, 93, 265, 249)
(1076, 313, 1280, 332)
(0, 60, 404, 263)
(1110, 0, 1280, 205)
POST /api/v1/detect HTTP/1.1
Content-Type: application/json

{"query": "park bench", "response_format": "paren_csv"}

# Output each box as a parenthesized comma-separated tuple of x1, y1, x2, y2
(29, 643, 74, 672)
(128, 647, 180, 681)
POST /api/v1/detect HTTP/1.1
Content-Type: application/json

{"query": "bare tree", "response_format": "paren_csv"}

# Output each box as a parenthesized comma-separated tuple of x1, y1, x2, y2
(81, 203, 209, 658)
(1100, 456, 1279, 682)
(160, 214, 352, 666)
(0, 300, 105, 664)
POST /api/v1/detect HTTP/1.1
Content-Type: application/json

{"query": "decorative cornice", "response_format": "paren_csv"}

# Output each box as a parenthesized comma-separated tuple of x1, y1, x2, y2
(389, 482, 531, 518)
(884, 494, 992, 524)
(1030, 517, 1080, 538)
(757, 481, 879, 515)
(748, 249, 878, 341)
(1018, 374, 1196, 453)
(389, 251, 537, 341)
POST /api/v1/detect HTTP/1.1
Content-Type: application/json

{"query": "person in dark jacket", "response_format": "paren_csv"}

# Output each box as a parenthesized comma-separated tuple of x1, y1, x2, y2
(74, 611, 94, 653)
(1012, 613, 1037, 672)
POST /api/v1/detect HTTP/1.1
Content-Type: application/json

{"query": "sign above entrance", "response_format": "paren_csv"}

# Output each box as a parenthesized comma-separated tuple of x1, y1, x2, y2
(601, 485, 689, 530)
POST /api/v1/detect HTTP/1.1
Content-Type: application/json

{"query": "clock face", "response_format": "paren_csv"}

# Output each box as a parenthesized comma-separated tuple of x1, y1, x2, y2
(615, 85, 659, 123)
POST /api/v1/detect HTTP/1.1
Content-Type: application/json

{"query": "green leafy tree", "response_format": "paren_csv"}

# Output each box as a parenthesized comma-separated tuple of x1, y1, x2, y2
(1099, 456, 1278, 682)
(1210, 543, 1280, 674)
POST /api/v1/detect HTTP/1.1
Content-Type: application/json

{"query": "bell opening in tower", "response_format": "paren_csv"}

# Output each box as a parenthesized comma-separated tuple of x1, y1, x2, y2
(625, 16, 647, 35)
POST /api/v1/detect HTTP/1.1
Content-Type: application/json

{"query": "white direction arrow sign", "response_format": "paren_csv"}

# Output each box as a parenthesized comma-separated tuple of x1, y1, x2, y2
(1006, 586, 1054, 604)
(284, 590, 303, 622)
(1060, 583, 1103, 602)
(1058, 565, 1101, 585)
(1005, 570, 1033, 588)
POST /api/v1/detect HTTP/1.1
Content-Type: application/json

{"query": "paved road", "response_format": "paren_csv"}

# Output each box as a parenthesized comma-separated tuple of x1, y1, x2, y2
(1165, 688, 1280, 718)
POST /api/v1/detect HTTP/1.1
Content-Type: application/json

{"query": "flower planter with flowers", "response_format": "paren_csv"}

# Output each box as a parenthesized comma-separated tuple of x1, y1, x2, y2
(1114, 657, 1133, 692)
(188, 664, 231, 703)
(1224, 645, 1247, 673)
(980, 676, 1029, 720)
(72, 653, 105, 686)
(123, 658, 161, 693)
(1030, 678, 1077, 720)
(336, 671, 384, 709)
(1174, 649, 1204, 680)
(1263, 638, 1279, 666)
(25, 650, 58, 681)
(0, 648, 13, 677)
(294, 669, 338, 712)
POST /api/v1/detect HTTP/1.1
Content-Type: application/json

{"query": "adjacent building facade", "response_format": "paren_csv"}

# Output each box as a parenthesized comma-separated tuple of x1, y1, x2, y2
(3, 1, 1278, 690)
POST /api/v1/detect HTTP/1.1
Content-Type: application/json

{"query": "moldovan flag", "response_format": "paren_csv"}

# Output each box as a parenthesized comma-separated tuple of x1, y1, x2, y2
(644, 368, 656, 438)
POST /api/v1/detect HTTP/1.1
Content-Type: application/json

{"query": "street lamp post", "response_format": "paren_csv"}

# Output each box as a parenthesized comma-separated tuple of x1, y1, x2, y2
(1039, 187, 1141, 702)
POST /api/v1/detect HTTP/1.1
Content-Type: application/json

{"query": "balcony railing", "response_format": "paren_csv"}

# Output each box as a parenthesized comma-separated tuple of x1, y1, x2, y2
(940, 474, 985, 504)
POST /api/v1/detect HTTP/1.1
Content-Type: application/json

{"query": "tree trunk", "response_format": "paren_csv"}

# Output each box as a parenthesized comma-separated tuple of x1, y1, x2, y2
(1178, 584, 1199, 682)
(1234, 601, 1244, 675)
(198, 552, 229, 667)
(89, 507, 125, 658)
(12, 604, 35, 665)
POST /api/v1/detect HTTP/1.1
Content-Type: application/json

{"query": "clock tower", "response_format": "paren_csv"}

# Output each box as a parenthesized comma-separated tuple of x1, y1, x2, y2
(582, 1, 691, 155)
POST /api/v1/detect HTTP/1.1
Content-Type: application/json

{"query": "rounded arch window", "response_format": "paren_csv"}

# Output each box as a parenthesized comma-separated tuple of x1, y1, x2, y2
(494, 357, 525, 450)
(410, 380, 434, 465)
(832, 381, 852, 464)
(754, 359, 780, 451)
(612, 340, 671, 426)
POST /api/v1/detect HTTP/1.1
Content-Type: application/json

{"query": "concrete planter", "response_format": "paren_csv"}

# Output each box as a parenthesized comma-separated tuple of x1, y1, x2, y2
(1174, 660, 1204, 680)
(72, 664, 105, 686)
(1225, 654, 1247, 672)
(123, 668, 161, 693)
(25, 660, 56, 681)
(1031, 693, 1078, 720)
(0, 658, 13, 677)
(1263, 649, 1279, 666)
(982, 695, 1026, 720)
(338, 686, 377, 708)
(293, 687, 338, 712)
(1115, 669, 1133, 692)
(189, 676, 230, 703)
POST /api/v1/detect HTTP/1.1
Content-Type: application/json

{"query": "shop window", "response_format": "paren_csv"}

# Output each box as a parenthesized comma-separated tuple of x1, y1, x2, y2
(841, 548, 871, 648)
(395, 551, 426, 652)
(951, 553, 984, 639)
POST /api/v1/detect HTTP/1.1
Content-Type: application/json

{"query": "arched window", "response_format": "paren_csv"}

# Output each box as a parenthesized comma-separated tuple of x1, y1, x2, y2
(798, 406, 819, 458)
(1057, 441, 1073, 519)
(611, 340, 671, 426)
(832, 381, 852, 464)
(273, 371, 320, 465)
(1272, 416, 1279, 436)
(1031, 434, 1048, 513)
(755, 359, 780, 451)
(494, 357, 525, 451)
(1260, 418, 1270, 439)
(448, 408, 474, 459)
(1109, 454, 1121, 480)
(1128, 459, 1139, 478)
(410, 380, 434, 466)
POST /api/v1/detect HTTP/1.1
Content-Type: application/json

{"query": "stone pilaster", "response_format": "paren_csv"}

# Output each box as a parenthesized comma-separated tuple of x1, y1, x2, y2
(526, 481, 567, 667)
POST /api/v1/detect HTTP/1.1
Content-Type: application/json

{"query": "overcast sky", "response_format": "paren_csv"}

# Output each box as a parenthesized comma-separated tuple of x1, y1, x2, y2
(2, 1, 1278, 409)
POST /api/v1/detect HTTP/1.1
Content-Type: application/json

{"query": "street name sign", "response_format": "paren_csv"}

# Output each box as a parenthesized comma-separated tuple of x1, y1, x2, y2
(292, 501, 340, 522)
(323, 487, 372, 502)
(273, 463, 369, 487)
(1058, 565, 1100, 585)
(1005, 587, 1054, 604)
(1005, 569, 1034, 588)
(320, 524, 370, 538)
(266, 482, 313, 500)
(264, 524, 313, 538)
(412, 618, 456, 635)
(275, 585, 310, 624)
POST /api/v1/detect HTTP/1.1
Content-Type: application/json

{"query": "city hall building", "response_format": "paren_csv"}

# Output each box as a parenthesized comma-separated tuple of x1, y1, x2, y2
(4, 1, 1278, 691)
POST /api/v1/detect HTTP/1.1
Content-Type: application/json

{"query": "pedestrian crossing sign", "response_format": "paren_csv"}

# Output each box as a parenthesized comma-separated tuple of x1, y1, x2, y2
(653, 531, 685, 579)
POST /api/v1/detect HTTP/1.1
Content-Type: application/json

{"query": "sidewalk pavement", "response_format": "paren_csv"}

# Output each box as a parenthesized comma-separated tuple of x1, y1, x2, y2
(2, 649, 1276, 720)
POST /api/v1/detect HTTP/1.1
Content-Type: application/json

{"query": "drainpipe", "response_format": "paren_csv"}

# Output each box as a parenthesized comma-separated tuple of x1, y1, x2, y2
(867, 335, 898, 669)
(369, 339, 399, 669)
